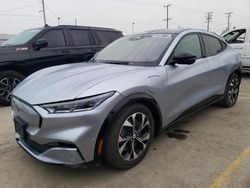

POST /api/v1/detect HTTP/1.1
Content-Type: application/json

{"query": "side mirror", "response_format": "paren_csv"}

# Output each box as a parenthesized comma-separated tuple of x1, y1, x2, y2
(172, 53, 197, 65)
(33, 38, 48, 50)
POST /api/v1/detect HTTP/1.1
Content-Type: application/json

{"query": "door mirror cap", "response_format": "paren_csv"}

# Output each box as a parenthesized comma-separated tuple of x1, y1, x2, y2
(33, 39, 48, 50)
(172, 53, 197, 65)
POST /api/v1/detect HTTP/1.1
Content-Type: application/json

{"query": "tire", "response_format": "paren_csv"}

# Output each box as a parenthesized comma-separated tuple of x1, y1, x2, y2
(103, 103, 154, 169)
(0, 71, 25, 106)
(219, 73, 240, 108)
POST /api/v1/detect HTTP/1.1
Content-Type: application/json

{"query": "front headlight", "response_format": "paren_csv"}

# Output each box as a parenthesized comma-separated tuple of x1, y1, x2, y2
(40, 92, 115, 114)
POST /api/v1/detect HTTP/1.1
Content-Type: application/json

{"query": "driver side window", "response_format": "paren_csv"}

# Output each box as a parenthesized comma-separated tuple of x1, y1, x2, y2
(174, 34, 202, 59)
(39, 29, 66, 48)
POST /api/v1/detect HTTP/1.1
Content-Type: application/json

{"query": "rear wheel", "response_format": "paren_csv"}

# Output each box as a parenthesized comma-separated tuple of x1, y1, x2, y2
(219, 73, 240, 108)
(0, 71, 25, 106)
(103, 103, 154, 169)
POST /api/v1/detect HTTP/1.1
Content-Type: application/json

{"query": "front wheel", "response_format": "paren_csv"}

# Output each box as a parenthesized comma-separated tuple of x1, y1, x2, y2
(0, 71, 25, 106)
(103, 103, 154, 169)
(219, 73, 240, 108)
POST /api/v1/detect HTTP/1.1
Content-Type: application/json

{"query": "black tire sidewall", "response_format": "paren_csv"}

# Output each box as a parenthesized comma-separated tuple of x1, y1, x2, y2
(220, 73, 240, 108)
(103, 103, 154, 169)
(0, 71, 25, 106)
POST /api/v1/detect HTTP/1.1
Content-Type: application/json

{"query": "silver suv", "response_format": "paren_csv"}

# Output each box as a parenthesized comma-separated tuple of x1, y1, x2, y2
(11, 29, 241, 169)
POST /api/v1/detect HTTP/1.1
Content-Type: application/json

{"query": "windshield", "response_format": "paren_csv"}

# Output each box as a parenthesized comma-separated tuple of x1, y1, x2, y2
(1, 28, 42, 46)
(94, 34, 175, 66)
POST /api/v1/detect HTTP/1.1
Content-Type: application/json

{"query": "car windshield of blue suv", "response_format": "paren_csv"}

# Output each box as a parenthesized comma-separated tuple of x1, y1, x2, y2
(1, 28, 42, 46)
(93, 34, 175, 66)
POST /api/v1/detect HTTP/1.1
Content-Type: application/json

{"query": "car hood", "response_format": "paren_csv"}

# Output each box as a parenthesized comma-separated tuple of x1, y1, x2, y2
(13, 62, 149, 105)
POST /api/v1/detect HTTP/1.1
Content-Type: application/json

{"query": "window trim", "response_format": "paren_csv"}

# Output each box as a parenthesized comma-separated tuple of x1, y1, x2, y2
(166, 32, 204, 65)
(200, 33, 226, 58)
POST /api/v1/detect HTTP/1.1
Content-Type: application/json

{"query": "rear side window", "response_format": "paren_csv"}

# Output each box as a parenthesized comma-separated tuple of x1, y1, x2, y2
(69, 29, 92, 46)
(174, 34, 202, 58)
(202, 34, 223, 57)
(40, 29, 66, 48)
(95, 31, 122, 45)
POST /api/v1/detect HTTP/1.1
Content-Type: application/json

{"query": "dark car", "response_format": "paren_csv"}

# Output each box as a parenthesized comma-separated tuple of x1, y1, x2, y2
(0, 25, 123, 105)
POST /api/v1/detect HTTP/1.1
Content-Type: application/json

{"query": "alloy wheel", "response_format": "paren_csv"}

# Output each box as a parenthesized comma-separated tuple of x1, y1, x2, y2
(228, 76, 240, 105)
(0, 77, 20, 102)
(118, 112, 151, 161)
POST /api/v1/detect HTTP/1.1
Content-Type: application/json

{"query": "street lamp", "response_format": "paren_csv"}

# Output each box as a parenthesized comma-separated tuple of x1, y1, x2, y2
(132, 22, 135, 34)
(57, 17, 61, 25)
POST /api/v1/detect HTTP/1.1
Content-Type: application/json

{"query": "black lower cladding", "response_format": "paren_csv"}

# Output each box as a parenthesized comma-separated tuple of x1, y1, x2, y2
(14, 117, 27, 139)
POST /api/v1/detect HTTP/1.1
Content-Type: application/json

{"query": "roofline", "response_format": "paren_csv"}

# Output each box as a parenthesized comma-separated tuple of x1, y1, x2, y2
(47, 25, 122, 32)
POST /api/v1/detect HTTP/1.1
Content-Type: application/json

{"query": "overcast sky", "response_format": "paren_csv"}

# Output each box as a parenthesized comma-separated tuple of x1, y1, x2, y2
(0, 0, 250, 35)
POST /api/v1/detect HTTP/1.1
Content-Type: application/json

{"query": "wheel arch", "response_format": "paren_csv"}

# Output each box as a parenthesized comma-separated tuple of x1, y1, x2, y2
(94, 93, 163, 160)
(0, 62, 27, 76)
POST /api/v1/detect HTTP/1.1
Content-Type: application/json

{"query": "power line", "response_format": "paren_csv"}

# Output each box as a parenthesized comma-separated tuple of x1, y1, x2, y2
(45, 4, 57, 18)
(205, 12, 213, 31)
(0, 13, 41, 17)
(163, 4, 172, 29)
(0, 3, 38, 13)
(225, 12, 233, 32)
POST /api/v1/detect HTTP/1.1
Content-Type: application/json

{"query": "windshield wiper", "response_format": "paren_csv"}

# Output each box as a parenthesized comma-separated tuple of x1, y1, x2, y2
(102, 61, 130, 65)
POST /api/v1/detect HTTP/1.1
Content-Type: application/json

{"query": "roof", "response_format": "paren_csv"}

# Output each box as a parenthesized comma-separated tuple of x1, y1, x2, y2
(47, 25, 122, 32)
(145, 28, 188, 34)
(144, 28, 208, 34)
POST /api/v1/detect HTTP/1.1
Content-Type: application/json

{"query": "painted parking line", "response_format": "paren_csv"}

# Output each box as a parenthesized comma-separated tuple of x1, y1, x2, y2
(210, 146, 250, 188)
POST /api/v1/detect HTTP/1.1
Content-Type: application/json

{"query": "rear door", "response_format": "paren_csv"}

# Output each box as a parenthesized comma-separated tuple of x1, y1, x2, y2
(67, 29, 97, 62)
(201, 34, 230, 95)
(165, 33, 210, 123)
(30, 28, 72, 71)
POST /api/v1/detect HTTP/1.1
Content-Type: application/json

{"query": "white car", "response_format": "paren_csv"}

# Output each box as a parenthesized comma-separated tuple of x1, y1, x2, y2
(223, 27, 250, 72)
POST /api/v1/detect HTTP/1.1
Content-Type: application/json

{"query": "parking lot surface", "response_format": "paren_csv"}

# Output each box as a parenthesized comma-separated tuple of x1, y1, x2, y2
(1, 75, 250, 188)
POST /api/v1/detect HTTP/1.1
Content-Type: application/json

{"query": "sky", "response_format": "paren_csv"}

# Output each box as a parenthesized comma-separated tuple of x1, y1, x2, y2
(0, 0, 250, 35)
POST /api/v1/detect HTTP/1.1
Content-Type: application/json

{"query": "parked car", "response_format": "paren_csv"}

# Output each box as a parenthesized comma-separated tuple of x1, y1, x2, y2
(0, 25, 123, 105)
(223, 27, 250, 72)
(11, 29, 241, 169)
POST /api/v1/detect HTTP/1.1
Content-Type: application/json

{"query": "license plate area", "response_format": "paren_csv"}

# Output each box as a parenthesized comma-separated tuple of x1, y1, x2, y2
(14, 118, 27, 139)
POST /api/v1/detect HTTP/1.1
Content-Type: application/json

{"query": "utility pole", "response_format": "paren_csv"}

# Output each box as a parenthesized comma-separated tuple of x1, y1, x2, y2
(163, 4, 172, 29)
(41, 0, 47, 26)
(226, 12, 233, 32)
(75, 18, 77, 26)
(132, 22, 135, 34)
(205, 12, 213, 31)
(57, 17, 61, 25)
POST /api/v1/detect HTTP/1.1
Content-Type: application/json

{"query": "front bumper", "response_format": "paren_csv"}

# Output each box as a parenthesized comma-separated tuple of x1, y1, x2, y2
(16, 135, 84, 165)
(11, 92, 123, 165)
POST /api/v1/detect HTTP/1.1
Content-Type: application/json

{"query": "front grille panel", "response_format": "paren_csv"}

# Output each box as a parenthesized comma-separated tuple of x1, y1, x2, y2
(11, 97, 41, 135)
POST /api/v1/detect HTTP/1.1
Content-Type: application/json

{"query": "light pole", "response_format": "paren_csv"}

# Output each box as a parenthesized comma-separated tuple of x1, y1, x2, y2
(41, 0, 47, 26)
(57, 17, 61, 25)
(132, 22, 135, 34)
(226, 12, 233, 32)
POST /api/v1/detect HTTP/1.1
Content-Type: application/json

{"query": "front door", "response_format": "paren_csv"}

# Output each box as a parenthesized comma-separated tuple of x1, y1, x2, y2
(164, 34, 210, 125)
(30, 29, 73, 72)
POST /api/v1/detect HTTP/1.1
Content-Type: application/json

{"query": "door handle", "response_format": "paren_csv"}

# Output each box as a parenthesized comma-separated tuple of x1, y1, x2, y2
(234, 46, 243, 49)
